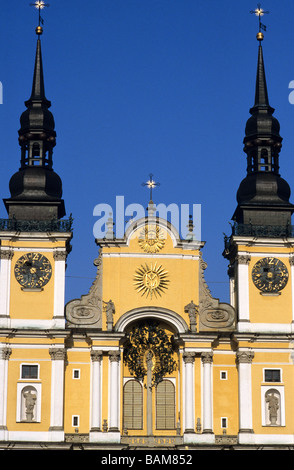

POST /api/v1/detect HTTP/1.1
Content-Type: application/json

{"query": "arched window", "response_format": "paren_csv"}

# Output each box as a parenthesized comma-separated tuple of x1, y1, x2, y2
(156, 379, 175, 430)
(123, 380, 143, 430)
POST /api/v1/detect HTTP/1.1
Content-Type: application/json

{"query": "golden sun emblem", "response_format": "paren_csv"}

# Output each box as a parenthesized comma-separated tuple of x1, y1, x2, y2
(138, 225, 165, 253)
(133, 263, 169, 299)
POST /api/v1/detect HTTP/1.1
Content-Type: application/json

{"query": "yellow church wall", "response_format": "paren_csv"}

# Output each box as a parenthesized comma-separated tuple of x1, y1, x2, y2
(64, 349, 91, 434)
(6, 346, 52, 431)
(250, 348, 294, 434)
(248, 256, 292, 324)
(212, 351, 239, 435)
(102, 255, 199, 325)
(10, 250, 55, 320)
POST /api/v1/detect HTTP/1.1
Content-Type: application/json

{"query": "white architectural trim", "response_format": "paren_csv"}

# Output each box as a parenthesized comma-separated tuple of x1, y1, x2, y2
(7, 430, 64, 442)
(201, 353, 213, 433)
(237, 261, 250, 322)
(238, 433, 294, 445)
(183, 353, 195, 433)
(102, 253, 199, 260)
(261, 385, 285, 427)
(16, 382, 42, 422)
(49, 348, 65, 431)
(53, 258, 66, 319)
(115, 307, 189, 334)
(291, 262, 294, 323)
(108, 351, 120, 432)
(238, 323, 294, 334)
(0, 256, 12, 319)
(0, 347, 10, 434)
(90, 350, 103, 435)
(2, 318, 65, 329)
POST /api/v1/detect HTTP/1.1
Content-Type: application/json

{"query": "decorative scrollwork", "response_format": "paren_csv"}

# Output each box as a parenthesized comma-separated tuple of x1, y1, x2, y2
(123, 321, 177, 387)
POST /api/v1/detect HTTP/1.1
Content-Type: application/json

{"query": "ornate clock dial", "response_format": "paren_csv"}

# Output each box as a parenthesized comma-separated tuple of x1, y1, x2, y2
(252, 257, 288, 293)
(14, 252, 52, 289)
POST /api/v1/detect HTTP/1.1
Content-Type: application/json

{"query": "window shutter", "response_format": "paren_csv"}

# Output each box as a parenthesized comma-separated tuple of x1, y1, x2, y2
(156, 380, 175, 430)
(123, 380, 143, 430)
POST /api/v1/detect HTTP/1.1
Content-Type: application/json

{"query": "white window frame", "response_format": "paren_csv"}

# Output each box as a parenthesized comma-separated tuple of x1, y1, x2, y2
(16, 382, 42, 422)
(261, 385, 285, 427)
(20, 363, 40, 380)
(72, 369, 80, 380)
(220, 370, 227, 380)
(263, 368, 282, 383)
(72, 415, 80, 428)
(221, 417, 227, 429)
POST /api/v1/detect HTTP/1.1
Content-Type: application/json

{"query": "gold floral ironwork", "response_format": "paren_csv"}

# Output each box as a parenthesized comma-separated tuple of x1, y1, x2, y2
(123, 321, 177, 387)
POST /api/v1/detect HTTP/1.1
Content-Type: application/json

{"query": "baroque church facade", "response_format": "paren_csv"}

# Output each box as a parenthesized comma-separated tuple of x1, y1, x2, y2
(0, 12, 294, 450)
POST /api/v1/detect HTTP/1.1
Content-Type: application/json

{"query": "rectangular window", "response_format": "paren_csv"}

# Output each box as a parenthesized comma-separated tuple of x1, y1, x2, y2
(264, 369, 281, 383)
(220, 371, 227, 380)
(73, 369, 80, 379)
(72, 416, 79, 427)
(21, 364, 39, 379)
(221, 417, 227, 428)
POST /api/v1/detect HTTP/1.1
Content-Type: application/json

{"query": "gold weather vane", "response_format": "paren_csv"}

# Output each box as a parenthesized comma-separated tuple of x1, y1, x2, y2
(250, 3, 269, 42)
(142, 174, 160, 202)
(30, 1, 50, 34)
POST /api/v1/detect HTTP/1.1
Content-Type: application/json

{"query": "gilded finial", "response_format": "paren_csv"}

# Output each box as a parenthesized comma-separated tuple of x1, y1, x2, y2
(30, 1, 50, 35)
(142, 174, 160, 204)
(250, 3, 269, 42)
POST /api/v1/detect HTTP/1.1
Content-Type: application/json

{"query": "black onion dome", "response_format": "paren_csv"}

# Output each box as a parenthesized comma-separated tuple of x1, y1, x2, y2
(9, 167, 63, 200)
(237, 172, 291, 206)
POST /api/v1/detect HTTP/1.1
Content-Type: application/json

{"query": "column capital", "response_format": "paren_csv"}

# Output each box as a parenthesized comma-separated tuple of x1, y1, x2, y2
(236, 350, 254, 364)
(0, 249, 14, 260)
(109, 350, 120, 362)
(183, 352, 195, 364)
(53, 250, 68, 261)
(91, 350, 103, 362)
(0, 347, 12, 360)
(201, 351, 213, 364)
(49, 347, 66, 361)
(237, 254, 251, 265)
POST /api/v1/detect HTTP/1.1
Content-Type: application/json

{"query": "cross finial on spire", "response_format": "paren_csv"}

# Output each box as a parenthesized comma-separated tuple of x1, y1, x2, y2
(30, 1, 50, 35)
(250, 4, 269, 42)
(142, 174, 160, 203)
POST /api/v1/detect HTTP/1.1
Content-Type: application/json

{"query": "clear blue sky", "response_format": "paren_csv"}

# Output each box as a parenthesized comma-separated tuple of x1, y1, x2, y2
(1, 0, 294, 305)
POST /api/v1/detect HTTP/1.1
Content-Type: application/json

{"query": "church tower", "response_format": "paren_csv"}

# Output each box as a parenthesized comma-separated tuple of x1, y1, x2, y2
(0, 9, 72, 442)
(223, 12, 294, 444)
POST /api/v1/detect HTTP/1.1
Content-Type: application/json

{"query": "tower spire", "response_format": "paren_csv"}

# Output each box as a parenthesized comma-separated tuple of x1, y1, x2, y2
(3, 3, 65, 221)
(231, 9, 294, 231)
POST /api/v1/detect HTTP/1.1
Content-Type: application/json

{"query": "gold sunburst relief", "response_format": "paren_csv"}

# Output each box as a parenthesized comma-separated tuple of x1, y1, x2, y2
(133, 263, 169, 299)
(138, 225, 165, 253)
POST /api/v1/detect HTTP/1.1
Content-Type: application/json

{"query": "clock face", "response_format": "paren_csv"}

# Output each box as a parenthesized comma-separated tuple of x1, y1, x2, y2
(14, 252, 52, 289)
(252, 257, 288, 293)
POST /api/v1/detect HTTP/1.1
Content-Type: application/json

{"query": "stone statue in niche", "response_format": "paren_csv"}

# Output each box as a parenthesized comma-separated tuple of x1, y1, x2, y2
(105, 299, 115, 331)
(266, 390, 279, 425)
(184, 300, 197, 332)
(23, 389, 36, 422)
